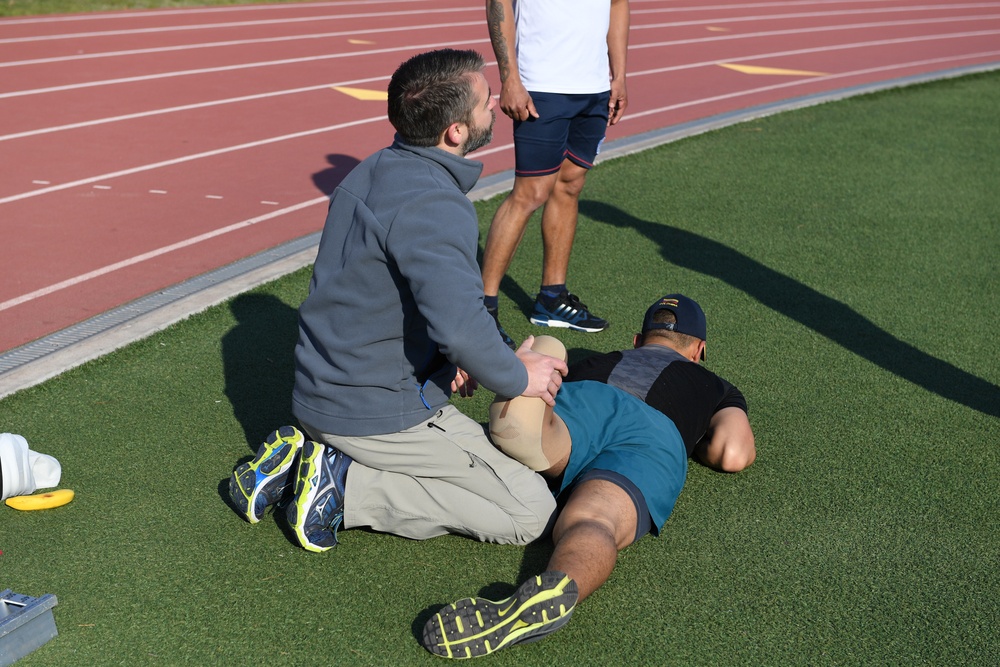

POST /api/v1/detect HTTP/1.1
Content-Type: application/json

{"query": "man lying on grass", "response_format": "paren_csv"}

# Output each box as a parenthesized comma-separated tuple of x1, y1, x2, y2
(420, 294, 756, 659)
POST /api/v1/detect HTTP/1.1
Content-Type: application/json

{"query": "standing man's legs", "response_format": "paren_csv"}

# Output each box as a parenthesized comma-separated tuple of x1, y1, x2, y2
(539, 160, 589, 287)
(481, 159, 589, 296)
(482, 92, 609, 335)
(481, 172, 559, 299)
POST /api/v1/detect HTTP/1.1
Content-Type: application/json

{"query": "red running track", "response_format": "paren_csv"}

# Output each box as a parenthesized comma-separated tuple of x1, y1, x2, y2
(1, 0, 998, 354)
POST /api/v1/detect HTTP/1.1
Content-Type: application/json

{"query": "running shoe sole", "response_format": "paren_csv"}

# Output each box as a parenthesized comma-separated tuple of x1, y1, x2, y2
(229, 425, 304, 524)
(421, 571, 578, 659)
(528, 313, 607, 332)
(287, 440, 347, 553)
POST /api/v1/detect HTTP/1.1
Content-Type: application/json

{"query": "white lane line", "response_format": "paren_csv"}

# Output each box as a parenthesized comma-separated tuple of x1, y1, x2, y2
(3, 26, 996, 145)
(4, 11, 998, 100)
(0, 76, 386, 142)
(0, 115, 384, 205)
(0, 6, 479, 44)
(0, 37, 485, 100)
(632, 3, 1000, 23)
(2, 33, 996, 203)
(1, 1, 990, 28)
(630, 14, 1000, 44)
(0, 196, 328, 313)
(630, 29, 1000, 74)
(0, 20, 483, 68)
(4, 8, 998, 68)
(3, 49, 997, 312)
(0, 0, 431, 25)
(622, 49, 1000, 122)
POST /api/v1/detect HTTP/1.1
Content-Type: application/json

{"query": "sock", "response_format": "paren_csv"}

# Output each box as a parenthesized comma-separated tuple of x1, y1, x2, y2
(539, 284, 566, 301)
(484, 295, 499, 311)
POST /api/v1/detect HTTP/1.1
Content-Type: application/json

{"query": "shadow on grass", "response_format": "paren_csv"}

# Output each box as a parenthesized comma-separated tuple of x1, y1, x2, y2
(222, 293, 300, 448)
(581, 200, 1000, 419)
(473, 235, 543, 322)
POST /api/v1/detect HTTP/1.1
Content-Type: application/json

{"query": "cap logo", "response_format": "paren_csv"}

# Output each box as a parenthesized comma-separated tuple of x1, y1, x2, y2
(659, 298, 680, 307)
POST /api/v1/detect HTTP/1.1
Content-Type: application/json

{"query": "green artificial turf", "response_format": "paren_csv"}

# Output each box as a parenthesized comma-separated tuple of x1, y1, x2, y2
(2, 73, 997, 666)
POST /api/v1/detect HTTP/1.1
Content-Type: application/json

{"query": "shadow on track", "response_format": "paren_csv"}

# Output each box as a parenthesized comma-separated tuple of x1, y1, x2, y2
(312, 153, 362, 196)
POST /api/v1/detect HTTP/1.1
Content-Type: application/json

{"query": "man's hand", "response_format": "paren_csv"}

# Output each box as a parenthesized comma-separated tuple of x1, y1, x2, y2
(607, 78, 628, 126)
(500, 79, 538, 122)
(451, 367, 479, 398)
(516, 335, 568, 406)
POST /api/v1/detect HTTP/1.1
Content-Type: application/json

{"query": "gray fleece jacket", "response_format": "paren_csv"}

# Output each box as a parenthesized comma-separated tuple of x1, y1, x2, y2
(292, 137, 528, 436)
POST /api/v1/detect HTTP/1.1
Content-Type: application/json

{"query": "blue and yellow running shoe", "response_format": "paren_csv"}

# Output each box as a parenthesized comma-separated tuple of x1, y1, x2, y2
(229, 426, 304, 524)
(421, 571, 579, 659)
(287, 440, 351, 553)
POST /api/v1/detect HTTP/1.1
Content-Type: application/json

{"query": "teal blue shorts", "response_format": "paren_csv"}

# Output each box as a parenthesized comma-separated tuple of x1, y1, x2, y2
(553, 381, 687, 534)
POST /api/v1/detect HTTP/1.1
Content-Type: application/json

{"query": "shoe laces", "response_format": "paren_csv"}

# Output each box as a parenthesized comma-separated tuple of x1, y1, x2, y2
(562, 292, 589, 311)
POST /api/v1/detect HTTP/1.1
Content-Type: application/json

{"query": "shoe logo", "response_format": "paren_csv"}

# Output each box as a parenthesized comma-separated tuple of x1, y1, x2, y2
(555, 305, 581, 322)
(497, 600, 517, 617)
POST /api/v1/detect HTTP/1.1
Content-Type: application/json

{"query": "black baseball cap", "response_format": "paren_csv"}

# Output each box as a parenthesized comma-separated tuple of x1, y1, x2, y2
(641, 294, 707, 358)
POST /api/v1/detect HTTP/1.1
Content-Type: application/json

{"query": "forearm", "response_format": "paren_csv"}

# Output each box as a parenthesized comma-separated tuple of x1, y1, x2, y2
(694, 406, 756, 473)
(608, 0, 630, 83)
(486, 0, 520, 85)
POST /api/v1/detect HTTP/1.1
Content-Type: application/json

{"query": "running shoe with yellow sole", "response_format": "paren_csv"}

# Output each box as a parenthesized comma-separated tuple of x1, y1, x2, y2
(229, 425, 304, 524)
(421, 571, 578, 659)
(287, 440, 351, 553)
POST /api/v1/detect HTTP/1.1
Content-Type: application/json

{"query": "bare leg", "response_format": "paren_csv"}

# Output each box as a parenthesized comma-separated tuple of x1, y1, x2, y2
(481, 173, 559, 297)
(540, 160, 589, 286)
(420, 481, 637, 658)
(423, 375, 642, 657)
(547, 479, 638, 601)
(489, 335, 572, 473)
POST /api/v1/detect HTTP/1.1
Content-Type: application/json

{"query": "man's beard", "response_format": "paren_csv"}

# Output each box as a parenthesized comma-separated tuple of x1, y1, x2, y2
(461, 111, 495, 156)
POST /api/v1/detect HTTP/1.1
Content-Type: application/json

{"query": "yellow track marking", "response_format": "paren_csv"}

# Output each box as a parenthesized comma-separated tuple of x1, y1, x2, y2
(331, 86, 388, 101)
(719, 63, 827, 76)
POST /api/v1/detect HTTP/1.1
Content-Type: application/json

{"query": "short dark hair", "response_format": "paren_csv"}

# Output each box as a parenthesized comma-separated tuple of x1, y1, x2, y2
(387, 49, 485, 147)
(643, 310, 700, 349)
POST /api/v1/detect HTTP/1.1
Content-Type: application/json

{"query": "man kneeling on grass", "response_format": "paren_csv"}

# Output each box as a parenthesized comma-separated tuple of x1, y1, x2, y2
(420, 294, 756, 659)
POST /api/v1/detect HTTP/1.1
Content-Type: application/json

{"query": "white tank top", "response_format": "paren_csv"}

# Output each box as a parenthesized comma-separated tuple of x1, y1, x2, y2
(514, 0, 612, 94)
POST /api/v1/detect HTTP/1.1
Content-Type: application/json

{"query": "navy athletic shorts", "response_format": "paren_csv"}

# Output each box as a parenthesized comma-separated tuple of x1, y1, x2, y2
(513, 91, 610, 177)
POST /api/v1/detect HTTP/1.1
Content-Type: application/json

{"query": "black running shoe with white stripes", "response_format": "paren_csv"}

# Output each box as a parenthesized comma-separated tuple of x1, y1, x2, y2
(529, 291, 608, 332)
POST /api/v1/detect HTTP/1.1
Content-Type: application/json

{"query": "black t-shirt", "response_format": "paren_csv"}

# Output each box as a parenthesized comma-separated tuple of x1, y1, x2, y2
(566, 345, 747, 456)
